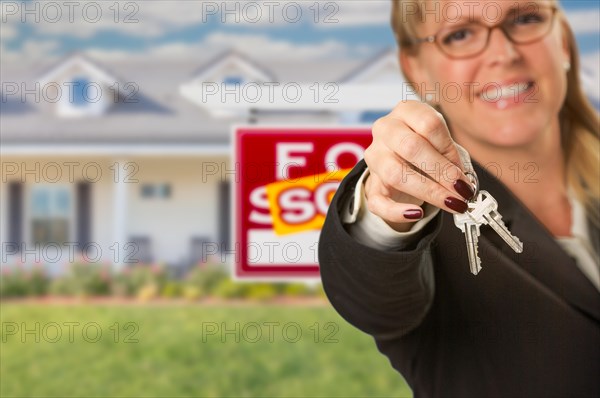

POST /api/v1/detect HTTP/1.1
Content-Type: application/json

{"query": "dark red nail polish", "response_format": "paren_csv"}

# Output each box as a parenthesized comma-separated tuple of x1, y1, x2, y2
(445, 197, 468, 213)
(453, 179, 475, 200)
(403, 209, 423, 220)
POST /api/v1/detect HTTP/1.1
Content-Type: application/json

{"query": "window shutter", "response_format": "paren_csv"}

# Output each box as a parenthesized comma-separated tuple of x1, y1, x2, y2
(76, 182, 92, 250)
(218, 180, 231, 251)
(8, 182, 23, 249)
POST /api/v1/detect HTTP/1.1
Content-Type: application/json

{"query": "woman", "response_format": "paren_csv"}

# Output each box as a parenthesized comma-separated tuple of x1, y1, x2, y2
(318, 1, 599, 397)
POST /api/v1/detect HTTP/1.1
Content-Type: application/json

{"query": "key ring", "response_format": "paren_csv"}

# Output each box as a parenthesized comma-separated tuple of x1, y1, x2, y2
(465, 171, 479, 199)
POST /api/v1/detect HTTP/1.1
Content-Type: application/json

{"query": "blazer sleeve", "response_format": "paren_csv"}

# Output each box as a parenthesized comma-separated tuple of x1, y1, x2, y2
(318, 159, 443, 340)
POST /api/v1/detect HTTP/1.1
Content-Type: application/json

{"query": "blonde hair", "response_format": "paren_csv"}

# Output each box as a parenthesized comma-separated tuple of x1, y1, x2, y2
(391, 0, 600, 226)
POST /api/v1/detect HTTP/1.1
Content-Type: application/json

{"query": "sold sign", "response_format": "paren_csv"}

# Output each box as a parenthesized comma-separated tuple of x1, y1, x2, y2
(234, 127, 372, 280)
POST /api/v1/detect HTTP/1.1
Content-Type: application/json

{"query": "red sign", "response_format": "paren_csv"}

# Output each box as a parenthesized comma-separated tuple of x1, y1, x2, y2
(234, 126, 372, 279)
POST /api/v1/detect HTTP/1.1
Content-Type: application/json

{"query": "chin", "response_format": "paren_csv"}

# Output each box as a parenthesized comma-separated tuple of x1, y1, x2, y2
(482, 127, 543, 149)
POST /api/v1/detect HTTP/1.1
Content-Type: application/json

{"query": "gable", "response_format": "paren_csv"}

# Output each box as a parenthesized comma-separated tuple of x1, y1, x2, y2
(340, 48, 406, 85)
(189, 51, 276, 85)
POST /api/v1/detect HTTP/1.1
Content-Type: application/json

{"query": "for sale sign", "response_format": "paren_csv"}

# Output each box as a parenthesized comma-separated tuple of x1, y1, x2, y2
(234, 126, 372, 280)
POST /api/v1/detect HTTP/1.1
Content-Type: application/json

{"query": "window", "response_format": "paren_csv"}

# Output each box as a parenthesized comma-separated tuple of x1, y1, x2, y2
(70, 76, 91, 107)
(141, 184, 155, 198)
(30, 186, 71, 245)
(57, 75, 107, 117)
(140, 183, 171, 199)
(223, 76, 243, 85)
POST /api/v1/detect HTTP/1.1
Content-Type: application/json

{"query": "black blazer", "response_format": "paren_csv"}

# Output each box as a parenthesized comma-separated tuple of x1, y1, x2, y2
(319, 159, 600, 398)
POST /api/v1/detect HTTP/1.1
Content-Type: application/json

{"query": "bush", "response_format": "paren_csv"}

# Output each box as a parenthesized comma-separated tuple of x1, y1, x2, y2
(49, 277, 72, 296)
(0, 265, 50, 298)
(246, 283, 278, 301)
(1, 269, 28, 298)
(161, 281, 182, 298)
(184, 264, 228, 295)
(137, 283, 159, 301)
(111, 264, 167, 297)
(283, 283, 311, 297)
(212, 279, 249, 299)
(182, 285, 202, 301)
(68, 262, 112, 297)
(27, 266, 50, 296)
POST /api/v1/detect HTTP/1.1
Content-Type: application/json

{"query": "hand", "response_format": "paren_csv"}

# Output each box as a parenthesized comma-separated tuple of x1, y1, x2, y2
(363, 101, 475, 232)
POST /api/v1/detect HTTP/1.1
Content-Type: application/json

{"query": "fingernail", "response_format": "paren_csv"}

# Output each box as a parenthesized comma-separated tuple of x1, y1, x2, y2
(453, 179, 475, 200)
(445, 197, 468, 213)
(403, 209, 423, 220)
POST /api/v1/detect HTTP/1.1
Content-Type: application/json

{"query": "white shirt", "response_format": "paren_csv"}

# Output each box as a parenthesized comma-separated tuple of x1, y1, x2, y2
(344, 168, 600, 291)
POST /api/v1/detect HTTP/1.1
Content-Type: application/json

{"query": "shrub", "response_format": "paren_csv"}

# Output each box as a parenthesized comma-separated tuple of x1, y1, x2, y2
(283, 283, 311, 297)
(27, 266, 50, 296)
(182, 285, 203, 301)
(49, 277, 73, 296)
(137, 283, 159, 301)
(1, 265, 50, 298)
(184, 263, 228, 295)
(69, 262, 112, 297)
(161, 281, 181, 298)
(246, 283, 278, 301)
(1, 268, 28, 298)
(111, 264, 167, 297)
(212, 279, 249, 299)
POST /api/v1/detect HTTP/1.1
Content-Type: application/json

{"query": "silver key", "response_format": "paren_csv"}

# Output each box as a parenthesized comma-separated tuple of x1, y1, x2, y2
(469, 191, 524, 254)
(454, 208, 483, 275)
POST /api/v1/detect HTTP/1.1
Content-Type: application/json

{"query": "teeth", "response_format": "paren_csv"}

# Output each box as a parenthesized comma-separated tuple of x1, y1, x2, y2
(481, 82, 531, 101)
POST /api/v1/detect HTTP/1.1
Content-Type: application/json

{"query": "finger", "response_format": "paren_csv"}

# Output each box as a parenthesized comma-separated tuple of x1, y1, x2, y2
(366, 171, 423, 207)
(390, 103, 464, 171)
(389, 129, 475, 201)
(366, 173, 425, 223)
(376, 154, 469, 214)
(366, 192, 425, 224)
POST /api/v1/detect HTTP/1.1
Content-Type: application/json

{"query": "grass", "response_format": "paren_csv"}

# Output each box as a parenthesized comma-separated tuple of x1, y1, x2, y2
(0, 302, 412, 397)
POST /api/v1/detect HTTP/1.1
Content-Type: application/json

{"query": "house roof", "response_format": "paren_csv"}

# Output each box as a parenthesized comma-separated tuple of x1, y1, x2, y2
(1, 50, 366, 147)
(38, 52, 129, 96)
(339, 47, 400, 83)
(189, 49, 277, 82)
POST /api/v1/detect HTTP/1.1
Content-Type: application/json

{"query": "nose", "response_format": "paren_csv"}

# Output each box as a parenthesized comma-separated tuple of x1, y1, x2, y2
(484, 27, 521, 65)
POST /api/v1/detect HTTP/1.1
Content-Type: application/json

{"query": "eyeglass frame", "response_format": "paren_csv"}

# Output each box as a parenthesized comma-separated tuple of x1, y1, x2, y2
(407, 5, 559, 60)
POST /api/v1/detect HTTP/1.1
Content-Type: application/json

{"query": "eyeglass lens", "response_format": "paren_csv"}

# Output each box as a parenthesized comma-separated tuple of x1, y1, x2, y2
(437, 7, 555, 58)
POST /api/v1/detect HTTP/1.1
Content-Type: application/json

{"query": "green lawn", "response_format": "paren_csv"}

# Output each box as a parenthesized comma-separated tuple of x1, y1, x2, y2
(0, 303, 412, 397)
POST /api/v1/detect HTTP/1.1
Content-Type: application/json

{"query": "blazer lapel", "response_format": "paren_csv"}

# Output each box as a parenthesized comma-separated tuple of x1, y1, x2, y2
(473, 162, 600, 323)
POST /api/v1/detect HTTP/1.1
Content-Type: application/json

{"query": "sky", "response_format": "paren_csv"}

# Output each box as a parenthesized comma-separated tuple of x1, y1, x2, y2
(1, 0, 598, 62)
(0, 0, 598, 106)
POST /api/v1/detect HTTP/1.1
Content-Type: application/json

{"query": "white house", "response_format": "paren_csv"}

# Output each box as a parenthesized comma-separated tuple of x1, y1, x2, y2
(1, 49, 412, 275)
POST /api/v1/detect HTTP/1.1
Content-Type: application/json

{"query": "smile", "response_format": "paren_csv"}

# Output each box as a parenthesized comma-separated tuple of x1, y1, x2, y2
(479, 82, 535, 102)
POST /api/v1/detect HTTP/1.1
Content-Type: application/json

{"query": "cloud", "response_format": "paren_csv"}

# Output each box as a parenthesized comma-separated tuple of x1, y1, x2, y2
(10, 0, 394, 40)
(0, 23, 18, 41)
(1, 39, 61, 64)
(84, 32, 359, 62)
(4, 0, 208, 39)
(202, 32, 353, 59)
(318, 0, 390, 28)
(580, 51, 600, 101)
(564, 8, 600, 35)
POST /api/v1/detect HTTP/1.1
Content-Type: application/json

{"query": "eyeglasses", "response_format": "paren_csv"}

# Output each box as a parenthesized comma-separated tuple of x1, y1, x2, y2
(409, 6, 558, 59)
